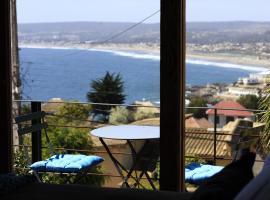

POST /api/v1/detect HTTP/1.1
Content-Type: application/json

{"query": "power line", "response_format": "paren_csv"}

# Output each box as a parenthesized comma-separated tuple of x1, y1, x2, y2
(62, 9, 160, 57)
(98, 9, 160, 44)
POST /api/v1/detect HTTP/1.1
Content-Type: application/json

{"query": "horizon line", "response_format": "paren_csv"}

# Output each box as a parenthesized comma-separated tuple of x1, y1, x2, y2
(18, 20, 270, 25)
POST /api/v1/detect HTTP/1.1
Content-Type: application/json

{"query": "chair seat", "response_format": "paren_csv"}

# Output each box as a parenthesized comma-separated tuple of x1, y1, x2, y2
(30, 154, 104, 173)
(185, 163, 224, 184)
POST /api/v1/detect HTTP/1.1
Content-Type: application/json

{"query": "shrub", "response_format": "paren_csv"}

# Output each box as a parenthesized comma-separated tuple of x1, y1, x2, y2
(109, 106, 133, 124)
(133, 110, 156, 121)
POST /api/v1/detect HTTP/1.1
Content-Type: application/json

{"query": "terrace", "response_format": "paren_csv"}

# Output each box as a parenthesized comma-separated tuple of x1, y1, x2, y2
(11, 100, 266, 190)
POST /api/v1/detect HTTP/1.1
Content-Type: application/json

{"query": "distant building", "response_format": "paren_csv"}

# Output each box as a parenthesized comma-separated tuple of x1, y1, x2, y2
(242, 77, 259, 85)
(250, 70, 270, 83)
(227, 86, 260, 97)
(206, 100, 254, 127)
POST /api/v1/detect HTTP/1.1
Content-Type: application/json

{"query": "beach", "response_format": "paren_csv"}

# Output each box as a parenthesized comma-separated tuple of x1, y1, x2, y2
(19, 42, 270, 70)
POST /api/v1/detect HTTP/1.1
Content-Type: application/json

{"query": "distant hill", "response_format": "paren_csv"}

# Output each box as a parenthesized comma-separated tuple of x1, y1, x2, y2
(18, 22, 160, 44)
(18, 21, 270, 44)
(187, 21, 270, 44)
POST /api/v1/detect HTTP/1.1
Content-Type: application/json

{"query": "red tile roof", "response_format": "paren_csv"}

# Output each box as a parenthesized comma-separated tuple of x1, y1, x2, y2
(206, 100, 253, 117)
(185, 128, 231, 158)
(185, 117, 213, 129)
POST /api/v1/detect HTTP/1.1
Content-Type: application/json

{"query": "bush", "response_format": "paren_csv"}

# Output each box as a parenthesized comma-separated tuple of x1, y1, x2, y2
(187, 96, 208, 118)
(133, 110, 156, 121)
(109, 106, 133, 124)
(56, 102, 91, 125)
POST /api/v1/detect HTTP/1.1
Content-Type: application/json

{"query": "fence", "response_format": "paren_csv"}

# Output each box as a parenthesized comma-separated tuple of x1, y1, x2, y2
(12, 100, 265, 188)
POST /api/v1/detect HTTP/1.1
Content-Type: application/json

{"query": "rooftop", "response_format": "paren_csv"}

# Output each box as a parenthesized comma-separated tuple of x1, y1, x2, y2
(206, 100, 253, 117)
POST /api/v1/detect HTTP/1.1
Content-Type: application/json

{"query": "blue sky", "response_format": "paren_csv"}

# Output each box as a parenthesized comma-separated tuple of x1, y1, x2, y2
(17, 0, 270, 23)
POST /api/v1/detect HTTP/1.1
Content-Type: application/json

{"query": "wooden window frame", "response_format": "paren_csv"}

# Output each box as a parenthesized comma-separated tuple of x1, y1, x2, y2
(160, 0, 186, 191)
(0, 0, 186, 191)
(0, 0, 13, 174)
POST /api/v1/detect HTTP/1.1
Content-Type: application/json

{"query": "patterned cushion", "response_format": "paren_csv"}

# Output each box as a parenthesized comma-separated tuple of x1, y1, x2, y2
(185, 163, 224, 184)
(30, 154, 104, 173)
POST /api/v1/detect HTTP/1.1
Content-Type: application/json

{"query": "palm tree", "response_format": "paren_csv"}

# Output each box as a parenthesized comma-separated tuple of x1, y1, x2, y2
(87, 72, 126, 115)
(259, 86, 270, 154)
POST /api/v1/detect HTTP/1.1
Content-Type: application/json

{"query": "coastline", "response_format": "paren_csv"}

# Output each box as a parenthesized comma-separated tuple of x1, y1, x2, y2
(19, 42, 270, 71)
(187, 52, 270, 70)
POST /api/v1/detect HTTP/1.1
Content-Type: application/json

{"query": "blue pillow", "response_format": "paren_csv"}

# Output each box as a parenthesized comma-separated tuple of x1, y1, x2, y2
(185, 163, 224, 184)
(30, 154, 104, 173)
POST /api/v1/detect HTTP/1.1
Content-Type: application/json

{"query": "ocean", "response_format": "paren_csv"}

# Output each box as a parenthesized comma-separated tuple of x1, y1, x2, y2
(20, 47, 267, 104)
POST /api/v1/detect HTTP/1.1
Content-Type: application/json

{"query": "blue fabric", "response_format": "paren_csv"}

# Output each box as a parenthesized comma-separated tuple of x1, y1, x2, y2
(185, 163, 224, 184)
(30, 154, 104, 173)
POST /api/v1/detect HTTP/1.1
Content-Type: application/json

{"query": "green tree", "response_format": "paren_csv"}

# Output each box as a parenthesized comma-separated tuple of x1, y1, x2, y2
(44, 103, 104, 185)
(56, 102, 91, 124)
(259, 86, 270, 154)
(187, 96, 208, 118)
(237, 95, 260, 110)
(87, 72, 125, 113)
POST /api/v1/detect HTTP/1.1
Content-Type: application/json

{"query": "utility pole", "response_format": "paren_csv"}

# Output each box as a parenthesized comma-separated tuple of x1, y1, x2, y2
(10, 0, 20, 147)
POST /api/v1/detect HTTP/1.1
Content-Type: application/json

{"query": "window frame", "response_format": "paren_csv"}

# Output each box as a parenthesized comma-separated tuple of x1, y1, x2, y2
(0, 0, 186, 192)
(0, 0, 13, 174)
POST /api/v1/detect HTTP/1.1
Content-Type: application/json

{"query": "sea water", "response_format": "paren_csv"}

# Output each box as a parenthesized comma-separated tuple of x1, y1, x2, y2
(19, 47, 267, 103)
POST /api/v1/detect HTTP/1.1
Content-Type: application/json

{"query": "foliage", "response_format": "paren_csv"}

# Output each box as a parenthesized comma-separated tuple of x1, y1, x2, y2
(108, 106, 157, 124)
(237, 94, 260, 110)
(21, 103, 31, 114)
(87, 71, 126, 112)
(14, 148, 31, 175)
(133, 110, 156, 121)
(45, 127, 93, 155)
(187, 96, 208, 118)
(56, 102, 91, 124)
(259, 86, 270, 153)
(109, 106, 133, 124)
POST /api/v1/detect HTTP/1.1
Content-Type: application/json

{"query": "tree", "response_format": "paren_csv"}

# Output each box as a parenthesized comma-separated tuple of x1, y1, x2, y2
(259, 86, 270, 154)
(187, 96, 208, 118)
(87, 71, 126, 113)
(44, 103, 104, 185)
(237, 95, 260, 110)
(57, 102, 91, 124)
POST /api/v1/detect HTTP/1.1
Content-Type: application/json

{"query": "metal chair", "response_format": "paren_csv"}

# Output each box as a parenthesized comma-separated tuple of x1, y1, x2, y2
(15, 111, 104, 183)
(185, 119, 264, 185)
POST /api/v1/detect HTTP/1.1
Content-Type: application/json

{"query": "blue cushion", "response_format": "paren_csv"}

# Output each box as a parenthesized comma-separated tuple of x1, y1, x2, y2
(185, 163, 224, 184)
(30, 154, 104, 173)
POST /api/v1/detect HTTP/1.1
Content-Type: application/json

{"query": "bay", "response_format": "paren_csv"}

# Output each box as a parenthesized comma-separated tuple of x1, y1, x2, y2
(20, 47, 265, 103)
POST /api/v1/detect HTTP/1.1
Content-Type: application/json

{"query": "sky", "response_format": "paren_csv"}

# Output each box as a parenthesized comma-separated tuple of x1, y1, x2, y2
(17, 0, 270, 24)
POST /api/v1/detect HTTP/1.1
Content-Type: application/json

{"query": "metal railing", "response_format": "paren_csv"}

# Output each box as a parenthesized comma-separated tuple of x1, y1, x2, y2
(12, 100, 265, 188)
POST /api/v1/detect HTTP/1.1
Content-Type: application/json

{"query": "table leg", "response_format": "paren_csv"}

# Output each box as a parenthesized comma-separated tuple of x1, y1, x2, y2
(99, 138, 130, 188)
(126, 140, 158, 190)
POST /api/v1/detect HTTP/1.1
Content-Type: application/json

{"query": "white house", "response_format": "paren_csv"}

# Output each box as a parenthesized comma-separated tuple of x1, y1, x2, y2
(206, 100, 254, 128)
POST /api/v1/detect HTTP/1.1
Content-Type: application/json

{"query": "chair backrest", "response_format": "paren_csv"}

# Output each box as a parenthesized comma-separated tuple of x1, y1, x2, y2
(15, 111, 54, 155)
(15, 111, 47, 135)
(229, 119, 264, 160)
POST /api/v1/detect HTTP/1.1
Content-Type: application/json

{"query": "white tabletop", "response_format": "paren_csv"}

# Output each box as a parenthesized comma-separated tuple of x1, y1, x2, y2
(91, 125, 160, 140)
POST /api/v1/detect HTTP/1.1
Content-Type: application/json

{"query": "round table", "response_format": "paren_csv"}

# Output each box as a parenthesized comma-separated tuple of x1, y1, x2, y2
(90, 125, 160, 190)
(91, 125, 160, 140)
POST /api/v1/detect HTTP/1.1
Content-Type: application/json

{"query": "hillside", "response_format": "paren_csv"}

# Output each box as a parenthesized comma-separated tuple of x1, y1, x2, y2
(18, 21, 270, 45)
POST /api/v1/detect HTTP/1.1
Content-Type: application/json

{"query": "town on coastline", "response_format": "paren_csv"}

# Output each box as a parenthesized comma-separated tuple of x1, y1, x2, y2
(186, 69, 270, 104)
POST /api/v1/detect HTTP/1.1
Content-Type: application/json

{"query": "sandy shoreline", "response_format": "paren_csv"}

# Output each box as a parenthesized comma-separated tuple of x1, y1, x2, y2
(19, 42, 270, 70)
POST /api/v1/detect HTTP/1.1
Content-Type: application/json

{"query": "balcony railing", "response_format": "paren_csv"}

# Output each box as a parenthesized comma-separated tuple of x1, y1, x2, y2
(12, 100, 265, 189)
